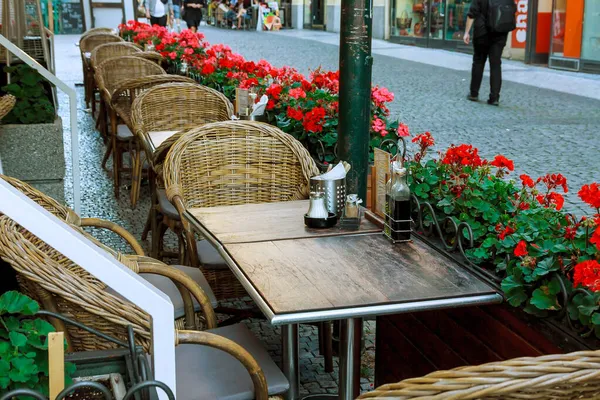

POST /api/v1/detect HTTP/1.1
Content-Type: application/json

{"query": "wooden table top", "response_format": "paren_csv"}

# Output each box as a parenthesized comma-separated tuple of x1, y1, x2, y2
(186, 200, 381, 244)
(185, 201, 501, 323)
(225, 234, 498, 316)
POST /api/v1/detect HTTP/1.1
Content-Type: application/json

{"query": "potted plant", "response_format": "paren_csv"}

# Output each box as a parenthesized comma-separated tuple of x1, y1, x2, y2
(0, 64, 65, 202)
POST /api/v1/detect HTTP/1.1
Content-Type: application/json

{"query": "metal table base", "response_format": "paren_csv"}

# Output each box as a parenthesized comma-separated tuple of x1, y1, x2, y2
(284, 318, 362, 400)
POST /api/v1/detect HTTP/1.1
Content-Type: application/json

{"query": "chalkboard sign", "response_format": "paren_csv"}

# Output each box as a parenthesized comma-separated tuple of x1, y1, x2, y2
(60, 2, 84, 34)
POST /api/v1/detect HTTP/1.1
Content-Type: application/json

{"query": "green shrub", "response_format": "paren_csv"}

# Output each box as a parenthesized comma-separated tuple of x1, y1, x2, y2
(2, 65, 55, 124)
(0, 291, 75, 395)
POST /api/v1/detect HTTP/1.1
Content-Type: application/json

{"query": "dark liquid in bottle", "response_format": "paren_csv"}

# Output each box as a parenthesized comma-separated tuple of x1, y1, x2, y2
(386, 196, 411, 241)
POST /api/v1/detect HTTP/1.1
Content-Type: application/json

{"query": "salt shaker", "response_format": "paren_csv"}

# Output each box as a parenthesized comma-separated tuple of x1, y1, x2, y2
(344, 194, 362, 218)
(307, 192, 329, 219)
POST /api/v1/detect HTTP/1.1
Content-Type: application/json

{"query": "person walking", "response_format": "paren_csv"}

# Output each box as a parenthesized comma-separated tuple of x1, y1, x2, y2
(464, 0, 516, 106)
(145, 0, 174, 26)
(171, 0, 182, 31)
(183, 0, 205, 32)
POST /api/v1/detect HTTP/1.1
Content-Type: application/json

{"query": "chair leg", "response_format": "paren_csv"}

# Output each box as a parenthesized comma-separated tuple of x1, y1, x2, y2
(142, 207, 152, 241)
(91, 83, 97, 117)
(101, 145, 112, 170)
(130, 143, 143, 209)
(111, 110, 120, 198)
(321, 322, 334, 373)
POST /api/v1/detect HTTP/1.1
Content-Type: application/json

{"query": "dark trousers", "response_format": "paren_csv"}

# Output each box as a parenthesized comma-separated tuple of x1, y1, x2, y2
(150, 15, 168, 26)
(470, 33, 508, 101)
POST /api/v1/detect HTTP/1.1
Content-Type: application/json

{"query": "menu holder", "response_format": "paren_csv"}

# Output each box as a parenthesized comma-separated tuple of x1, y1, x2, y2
(235, 88, 250, 116)
(373, 148, 392, 217)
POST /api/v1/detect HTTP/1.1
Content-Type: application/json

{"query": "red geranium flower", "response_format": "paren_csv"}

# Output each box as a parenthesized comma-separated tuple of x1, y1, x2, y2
(412, 132, 435, 149)
(490, 155, 514, 171)
(396, 123, 410, 138)
(302, 107, 326, 133)
(591, 225, 600, 251)
(578, 183, 600, 210)
(497, 225, 515, 240)
(288, 88, 306, 99)
(573, 260, 600, 291)
(520, 174, 535, 188)
(514, 240, 528, 257)
(564, 226, 577, 240)
(266, 83, 283, 101)
(286, 107, 303, 121)
(442, 144, 484, 168)
(540, 173, 568, 193)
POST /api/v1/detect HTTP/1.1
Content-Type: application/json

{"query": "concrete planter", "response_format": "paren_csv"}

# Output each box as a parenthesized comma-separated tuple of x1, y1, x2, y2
(0, 117, 65, 202)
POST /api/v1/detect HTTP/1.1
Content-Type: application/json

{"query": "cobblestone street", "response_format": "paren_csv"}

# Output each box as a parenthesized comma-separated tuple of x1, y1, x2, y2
(52, 26, 599, 396)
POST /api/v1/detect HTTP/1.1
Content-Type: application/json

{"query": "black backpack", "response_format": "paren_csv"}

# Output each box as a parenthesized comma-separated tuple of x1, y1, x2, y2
(487, 0, 517, 33)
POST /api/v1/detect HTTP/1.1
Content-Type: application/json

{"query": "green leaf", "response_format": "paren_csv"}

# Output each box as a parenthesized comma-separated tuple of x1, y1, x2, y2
(530, 287, 559, 310)
(0, 291, 39, 315)
(501, 275, 527, 307)
(578, 294, 600, 316)
(9, 331, 27, 348)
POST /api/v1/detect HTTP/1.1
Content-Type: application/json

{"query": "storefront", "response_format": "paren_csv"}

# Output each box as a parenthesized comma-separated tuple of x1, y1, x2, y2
(549, 0, 600, 72)
(389, 0, 473, 51)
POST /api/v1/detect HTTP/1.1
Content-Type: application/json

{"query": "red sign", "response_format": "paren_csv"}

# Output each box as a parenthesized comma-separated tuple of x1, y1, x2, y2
(512, 0, 528, 49)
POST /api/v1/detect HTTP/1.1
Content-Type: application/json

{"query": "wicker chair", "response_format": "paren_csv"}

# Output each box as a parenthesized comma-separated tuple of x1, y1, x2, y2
(95, 56, 165, 197)
(0, 94, 16, 121)
(163, 120, 319, 301)
(79, 33, 123, 113)
(90, 42, 142, 69)
(109, 75, 196, 208)
(80, 27, 115, 40)
(130, 82, 234, 258)
(0, 173, 217, 330)
(0, 176, 288, 399)
(358, 352, 600, 399)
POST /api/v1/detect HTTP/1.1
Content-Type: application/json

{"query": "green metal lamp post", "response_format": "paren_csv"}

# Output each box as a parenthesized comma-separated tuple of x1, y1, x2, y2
(337, 0, 373, 398)
(337, 0, 373, 202)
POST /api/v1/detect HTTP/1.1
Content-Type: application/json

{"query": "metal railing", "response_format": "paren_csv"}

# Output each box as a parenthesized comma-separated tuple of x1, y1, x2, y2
(0, 33, 81, 213)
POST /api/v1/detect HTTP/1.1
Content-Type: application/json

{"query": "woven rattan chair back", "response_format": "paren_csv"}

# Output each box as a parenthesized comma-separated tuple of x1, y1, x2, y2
(131, 82, 234, 166)
(95, 56, 166, 98)
(80, 28, 115, 41)
(164, 120, 319, 209)
(91, 42, 142, 69)
(0, 94, 16, 120)
(358, 351, 600, 399)
(0, 175, 119, 256)
(0, 214, 152, 352)
(80, 33, 123, 55)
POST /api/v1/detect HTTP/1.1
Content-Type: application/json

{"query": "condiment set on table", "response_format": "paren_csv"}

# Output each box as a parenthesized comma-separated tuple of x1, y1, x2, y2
(304, 161, 364, 230)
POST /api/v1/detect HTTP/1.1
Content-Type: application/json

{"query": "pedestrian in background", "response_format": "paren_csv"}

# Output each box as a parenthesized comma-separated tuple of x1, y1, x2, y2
(464, 0, 516, 106)
(171, 0, 182, 31)
(145, 0, 174, 26)
(183, 0, 205, 32)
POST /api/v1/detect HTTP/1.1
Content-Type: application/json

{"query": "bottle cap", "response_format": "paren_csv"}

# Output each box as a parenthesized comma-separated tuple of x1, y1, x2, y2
(392, 161, 406, 176)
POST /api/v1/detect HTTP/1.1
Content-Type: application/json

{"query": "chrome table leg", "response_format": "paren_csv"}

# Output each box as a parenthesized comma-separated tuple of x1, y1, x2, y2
(283, 324, 299, 400)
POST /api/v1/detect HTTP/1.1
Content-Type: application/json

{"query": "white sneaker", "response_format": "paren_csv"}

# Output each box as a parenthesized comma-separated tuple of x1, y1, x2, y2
(232, 25, 237, 29)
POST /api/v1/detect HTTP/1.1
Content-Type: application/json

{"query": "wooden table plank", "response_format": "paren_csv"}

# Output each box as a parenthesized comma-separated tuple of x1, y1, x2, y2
(225, 234, 497, 315)
(187, 200, 380, 244)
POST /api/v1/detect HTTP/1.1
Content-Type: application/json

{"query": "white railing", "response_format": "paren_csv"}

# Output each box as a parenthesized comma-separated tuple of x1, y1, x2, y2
(0, 179, 177, 399)
(0, 33, 81, 213)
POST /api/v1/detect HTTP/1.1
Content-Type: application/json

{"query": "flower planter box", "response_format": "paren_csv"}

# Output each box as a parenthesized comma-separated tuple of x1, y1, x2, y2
(0, 117, 65, 202)
(375, 302, 595, 387)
